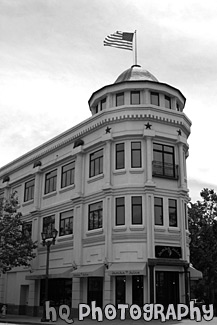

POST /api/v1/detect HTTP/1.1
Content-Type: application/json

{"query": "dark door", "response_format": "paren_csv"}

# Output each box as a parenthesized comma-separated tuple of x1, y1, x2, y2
(87, 277, 103, 308)
(156, 271, 179, 309)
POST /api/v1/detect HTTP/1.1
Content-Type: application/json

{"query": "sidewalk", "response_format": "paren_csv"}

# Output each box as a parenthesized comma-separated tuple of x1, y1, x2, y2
(0, 314, 217, 325)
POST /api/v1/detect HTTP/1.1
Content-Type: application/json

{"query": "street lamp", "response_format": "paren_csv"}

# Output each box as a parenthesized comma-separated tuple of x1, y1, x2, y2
(41, 228, 58, 322)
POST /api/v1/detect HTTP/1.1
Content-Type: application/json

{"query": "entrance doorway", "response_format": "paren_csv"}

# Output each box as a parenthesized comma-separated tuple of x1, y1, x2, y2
(87, 277, 103, 308)
(156, 271, 179, 309)
(19, 285, 29, 315)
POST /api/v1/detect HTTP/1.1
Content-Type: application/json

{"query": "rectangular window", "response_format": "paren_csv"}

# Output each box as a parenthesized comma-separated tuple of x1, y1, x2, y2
(154, 197, 163, 225)
(132, 275, 144, 307)
(116, 92, 124, 106)
(100, 98, 106, 110)
(42, 215, 55, 239)
(169, 199, 177, 227)
(24, 179, 35, 202)
(153, 143, 176, 178)
(45, 169, 57, 194)
(59, 210, 73, 236)
(115, 143, 125, 169)
(151, 92, 159, 106)
(116, 276, 126, 306)
(23, 222, 32, 238)
(132, 196, 142, 225)
(116, 197, 125, 226)
(89, 149, 103, 178)
(61, 162, 75, 188)
(88, 201, 103, 230)
(131, 142, 141, 168)
(131, 91, 140, 105)
(165, 95, 171, 109)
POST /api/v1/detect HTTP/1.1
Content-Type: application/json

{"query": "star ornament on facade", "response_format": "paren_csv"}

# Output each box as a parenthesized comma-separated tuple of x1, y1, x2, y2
(145, 122, 152, 130)
(177, 129, 182, 136)
(105, 126, 111, 134)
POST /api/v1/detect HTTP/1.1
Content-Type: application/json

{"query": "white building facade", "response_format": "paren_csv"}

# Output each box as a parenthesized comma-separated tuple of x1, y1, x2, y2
(0, 65, 196, 316)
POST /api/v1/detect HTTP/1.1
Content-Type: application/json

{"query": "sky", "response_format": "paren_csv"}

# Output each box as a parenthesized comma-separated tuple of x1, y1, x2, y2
(0, 0, 217, 203)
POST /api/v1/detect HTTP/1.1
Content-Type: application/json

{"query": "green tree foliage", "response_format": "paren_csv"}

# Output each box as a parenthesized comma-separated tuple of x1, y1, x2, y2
(0, 192, 37, 273)
(189, 188, 217, 305)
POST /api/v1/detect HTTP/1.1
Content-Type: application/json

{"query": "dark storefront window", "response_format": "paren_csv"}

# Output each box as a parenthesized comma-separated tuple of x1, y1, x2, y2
(116, 276, 126, 306)
(132, 275, 144, 307)
(87, 277, 103, 308)
(40, 279, 72, 306)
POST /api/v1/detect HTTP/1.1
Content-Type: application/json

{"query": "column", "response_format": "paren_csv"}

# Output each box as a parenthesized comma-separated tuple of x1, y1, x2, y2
(33, 166, 42, 211)
(177, 138, 185, 188)
(74, 149, 84, 197)
(102, 133, 113, 189)
(143, 129, 155, 186)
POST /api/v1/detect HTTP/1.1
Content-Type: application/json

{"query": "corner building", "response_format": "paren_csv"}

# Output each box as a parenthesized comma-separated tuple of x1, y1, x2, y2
(0, 64, 197, 316)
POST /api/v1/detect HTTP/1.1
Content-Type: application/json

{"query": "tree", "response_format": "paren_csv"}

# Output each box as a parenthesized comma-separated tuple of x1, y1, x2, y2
(189, 188, 217, 307)
(0, 192, 37, 273)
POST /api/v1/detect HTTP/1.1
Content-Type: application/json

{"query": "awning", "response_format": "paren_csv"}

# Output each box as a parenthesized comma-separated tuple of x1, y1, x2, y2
(72, 264, 105, 277)
(107, 262, 146, 276)
(26, 267, 73, 280)
(189, 265, 203, 280)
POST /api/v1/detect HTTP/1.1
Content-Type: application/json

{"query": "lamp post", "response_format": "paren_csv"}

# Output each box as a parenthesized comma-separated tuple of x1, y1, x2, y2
(41, 228, 58, 322)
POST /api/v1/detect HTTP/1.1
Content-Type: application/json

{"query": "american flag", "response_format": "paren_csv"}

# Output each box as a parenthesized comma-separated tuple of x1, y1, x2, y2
(103, 31, 134, 51)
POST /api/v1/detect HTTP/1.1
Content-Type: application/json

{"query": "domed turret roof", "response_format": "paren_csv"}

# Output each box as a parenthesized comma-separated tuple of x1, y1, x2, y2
(114, 64, 158, 83)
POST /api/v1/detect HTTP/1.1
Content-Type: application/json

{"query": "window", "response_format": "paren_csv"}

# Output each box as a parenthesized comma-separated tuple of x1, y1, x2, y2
(165, 95, 171, 109)
(154, 197, 163, 226)
(89, 149, 103, 178)
(42, 215, 55, 238)
(116, 197, 125, 226)
(132, 196, 142, 225)
(40, 279, 72, 306)
(131, 142, 141, 168)
(151, 92, 159, 106)
(131, 91, 140, 105)
(95, 105, 99, 114)
(132, 275, 143, 307)
(59, 210, 73, 236)
(116, 276, 126, 305)
(88, 201, 103, 230)
(61, 162, 75, 188)
(45, 169, 57, 194)
(24, 179, 35, 202)
(115, 143, 125, 169)
(153, 143, 177, 178)
(169, 199, 177, 227)
(116, 92, 124, 106)
(23, 222, 32, 238)
(100, 98, 106, 110)
(176, 103, 180, 111)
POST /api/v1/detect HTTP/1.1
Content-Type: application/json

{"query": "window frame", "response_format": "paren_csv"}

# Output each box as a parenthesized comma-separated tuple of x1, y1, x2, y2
(24, 179, 35, 202)
(131, 142, 142, 168)
(154, 197, 164, 226)
(42, 215, 55, 239)
(131, 91, 140, 105)
(116, 92, 124, 106)
(165, 95, 172, 109)
(61, 161, 75, 188)
(88, 201, 103, 231)
(153, 143, 176, 179)
(59, 210, 73, 236)
(100, 98, 106, 110)
(131, 196, 142, 225)
(115, 143, 125, 170)
(89, 149, 103, 178)
(169, 199, 178, 227)
(151, 92, 159, 106)
(115, 197, 125, 226)
(44, 169, 57, 194)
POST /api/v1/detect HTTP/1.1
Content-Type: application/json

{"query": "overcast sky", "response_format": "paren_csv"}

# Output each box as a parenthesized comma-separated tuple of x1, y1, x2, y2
(0, 0, 217, 202)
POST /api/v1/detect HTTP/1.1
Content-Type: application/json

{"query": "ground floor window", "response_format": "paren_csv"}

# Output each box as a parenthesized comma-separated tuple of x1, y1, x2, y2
(132, 275, 144, 307)
(115, 276, 126, 305)
(87, 277, 103, 308)
(40, 278, 72, 306)
(155, 271, 179, 308)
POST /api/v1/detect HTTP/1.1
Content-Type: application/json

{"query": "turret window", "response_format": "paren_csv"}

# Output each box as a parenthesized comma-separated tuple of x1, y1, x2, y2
(165, 95, 171, 109)
(151, 92, 159, 106)
(116, 197, 125, 226)
(131, 142, 142, 168)
(116, 92, 124, 106)
(131, 91, 140, 105)
(115, 143, 125, 169)
(131, 196, 142, 225)
(154, 197, 163, 226)
(153, 143, 178, 179)
(169, 199, 177, 227)
(100, 98, 106, 110)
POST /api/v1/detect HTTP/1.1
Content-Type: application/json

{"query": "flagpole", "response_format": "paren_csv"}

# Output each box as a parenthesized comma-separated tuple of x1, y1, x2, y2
(134, 30, 137, 65)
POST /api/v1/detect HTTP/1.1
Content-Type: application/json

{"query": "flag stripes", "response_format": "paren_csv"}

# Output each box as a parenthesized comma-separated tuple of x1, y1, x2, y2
(104, 31, 134, 51)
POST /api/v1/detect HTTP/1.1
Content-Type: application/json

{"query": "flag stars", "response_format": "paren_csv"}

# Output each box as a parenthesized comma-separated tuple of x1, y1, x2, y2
(145, 122, 152, 130)
(105, 126, 111, 134)
(177, 129, 182, 136)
